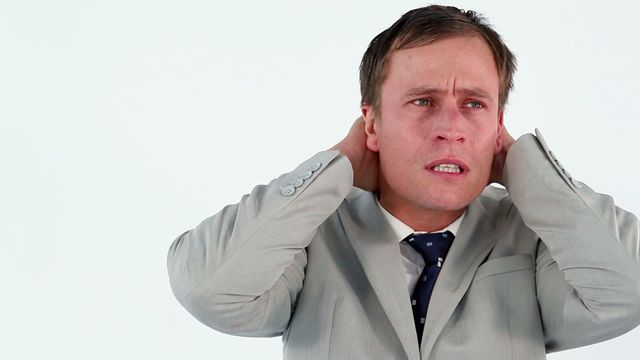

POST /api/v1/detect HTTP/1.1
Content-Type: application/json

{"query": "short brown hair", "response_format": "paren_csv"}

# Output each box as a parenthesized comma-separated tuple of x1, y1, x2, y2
(359, 5, 517, 112)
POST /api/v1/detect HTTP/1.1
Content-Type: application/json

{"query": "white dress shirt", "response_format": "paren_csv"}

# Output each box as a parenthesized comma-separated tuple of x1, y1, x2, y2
(375, 196, 466, 296)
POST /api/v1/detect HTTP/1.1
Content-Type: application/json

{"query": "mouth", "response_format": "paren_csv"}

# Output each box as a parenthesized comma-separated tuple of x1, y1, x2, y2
(425, 159, 469, 177)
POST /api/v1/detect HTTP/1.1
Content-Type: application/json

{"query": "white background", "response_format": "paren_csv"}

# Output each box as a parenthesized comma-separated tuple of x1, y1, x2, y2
(2, 0, 639, 359)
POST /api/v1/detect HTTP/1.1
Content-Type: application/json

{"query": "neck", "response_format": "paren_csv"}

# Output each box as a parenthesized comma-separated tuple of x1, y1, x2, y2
(378, 192, 466, 232)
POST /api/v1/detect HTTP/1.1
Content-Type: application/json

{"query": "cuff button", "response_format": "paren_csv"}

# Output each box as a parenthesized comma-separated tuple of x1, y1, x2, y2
(289, 177, 304, 188)
(300, 170, 313, 180)
(310, 162, 322, 172)
(281, 185, 295, 196)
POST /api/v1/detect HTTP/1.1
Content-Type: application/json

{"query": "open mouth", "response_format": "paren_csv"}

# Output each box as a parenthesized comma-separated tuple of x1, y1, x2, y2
(425, 160, 469, 177)
(431, 163, 464, 174)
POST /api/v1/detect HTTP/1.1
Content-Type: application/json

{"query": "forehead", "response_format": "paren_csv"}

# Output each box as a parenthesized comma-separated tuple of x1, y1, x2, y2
(383, 35, 500, 95)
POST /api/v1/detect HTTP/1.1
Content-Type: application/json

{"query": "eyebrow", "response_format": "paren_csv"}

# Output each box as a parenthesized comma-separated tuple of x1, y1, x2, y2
(404, 86, 495, 103)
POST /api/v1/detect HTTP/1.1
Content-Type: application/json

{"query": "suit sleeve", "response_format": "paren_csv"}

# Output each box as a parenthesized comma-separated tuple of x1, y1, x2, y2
(167, 150, 353, 337)
(502, 130, 640, 352)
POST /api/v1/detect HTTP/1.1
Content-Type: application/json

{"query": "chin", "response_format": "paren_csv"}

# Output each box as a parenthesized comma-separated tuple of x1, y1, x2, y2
(422, 191, 476, 211)
(419, 198, 468, 212)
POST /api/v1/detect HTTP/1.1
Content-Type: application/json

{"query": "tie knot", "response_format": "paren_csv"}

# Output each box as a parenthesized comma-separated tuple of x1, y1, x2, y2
(405, 231, 454, 263)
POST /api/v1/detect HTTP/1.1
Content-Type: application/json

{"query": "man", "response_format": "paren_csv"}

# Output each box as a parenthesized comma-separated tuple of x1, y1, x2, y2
(167, 5, 640, 359)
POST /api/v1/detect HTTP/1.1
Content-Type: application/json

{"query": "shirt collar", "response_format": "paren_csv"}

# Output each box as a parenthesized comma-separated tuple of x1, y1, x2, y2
(375, 195, 466, 243)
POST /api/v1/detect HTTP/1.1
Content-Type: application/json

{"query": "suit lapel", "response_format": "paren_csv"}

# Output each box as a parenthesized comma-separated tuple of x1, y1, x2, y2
(420, 195, 497, 358)
(339, 192, 421, 360)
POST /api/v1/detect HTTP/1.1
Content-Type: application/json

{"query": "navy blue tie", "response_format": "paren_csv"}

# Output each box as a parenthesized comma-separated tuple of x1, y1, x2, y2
(405, 230, 454, 344)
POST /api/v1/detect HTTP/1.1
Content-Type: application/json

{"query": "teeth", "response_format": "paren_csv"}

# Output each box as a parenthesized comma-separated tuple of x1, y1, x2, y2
(432, 164, 462, 173)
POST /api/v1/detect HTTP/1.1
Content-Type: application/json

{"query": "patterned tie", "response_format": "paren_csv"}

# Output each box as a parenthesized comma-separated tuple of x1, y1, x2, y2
(405, 230, 454, 344)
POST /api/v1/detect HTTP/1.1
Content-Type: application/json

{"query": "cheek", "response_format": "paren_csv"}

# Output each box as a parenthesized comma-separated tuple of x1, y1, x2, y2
(378, 136, 416, 174)
(476, 122, 499, 145)
(380, 132, 422, 164)
(471, 131, 498, 165)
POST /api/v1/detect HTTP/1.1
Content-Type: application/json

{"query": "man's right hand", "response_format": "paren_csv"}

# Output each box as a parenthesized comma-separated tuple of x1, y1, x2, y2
(330, 116, 379, 192)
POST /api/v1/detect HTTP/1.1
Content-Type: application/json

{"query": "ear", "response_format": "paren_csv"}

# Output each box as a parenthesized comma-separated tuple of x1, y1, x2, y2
(361, 105, 380, 152)
(494, 110, 504, 154)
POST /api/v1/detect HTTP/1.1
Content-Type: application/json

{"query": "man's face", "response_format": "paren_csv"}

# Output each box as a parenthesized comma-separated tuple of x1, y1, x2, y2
(363, 35, 503, 219)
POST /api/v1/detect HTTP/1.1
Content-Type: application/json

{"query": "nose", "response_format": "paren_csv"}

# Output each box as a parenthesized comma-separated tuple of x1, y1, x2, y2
(433, 105, 466, 144)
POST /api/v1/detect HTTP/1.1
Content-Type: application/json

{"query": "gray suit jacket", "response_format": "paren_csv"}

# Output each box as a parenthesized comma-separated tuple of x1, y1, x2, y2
(167, 130, 640, 359)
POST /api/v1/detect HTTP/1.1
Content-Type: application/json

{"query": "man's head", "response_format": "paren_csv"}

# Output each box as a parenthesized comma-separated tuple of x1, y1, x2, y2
(359, 5, 517, 228)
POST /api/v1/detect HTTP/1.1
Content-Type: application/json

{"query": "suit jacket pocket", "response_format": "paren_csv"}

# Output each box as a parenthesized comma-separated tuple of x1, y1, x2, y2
(473, 254, 533, 282)
(432, 253, 544, 359)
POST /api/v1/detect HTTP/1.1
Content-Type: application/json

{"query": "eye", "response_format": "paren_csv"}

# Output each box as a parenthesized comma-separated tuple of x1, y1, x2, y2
(464, 101, 484, 109)
(412, 98, 433, 107)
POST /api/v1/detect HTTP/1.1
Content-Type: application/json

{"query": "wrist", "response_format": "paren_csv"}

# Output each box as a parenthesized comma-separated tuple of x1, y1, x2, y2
(330, 142, 357, 168)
